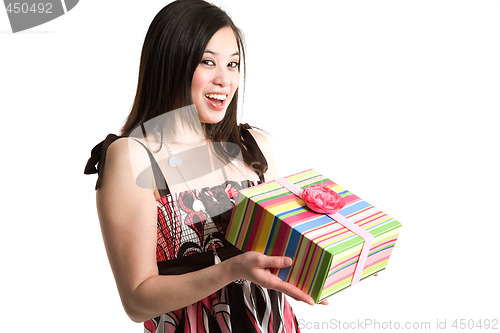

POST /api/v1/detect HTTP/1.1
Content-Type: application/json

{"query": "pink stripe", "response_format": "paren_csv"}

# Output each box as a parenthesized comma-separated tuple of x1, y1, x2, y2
(244, 307, 261, 331)
(303, 219, 366, 249)
(293, 236, 312, 287)
(324, 253, 392, 289)
(270, 223, 291, 257)
(328, 244, 396, 278)
(370, 238, 398, 252)
(327, 245, 391, 274)
(237, 199, 257, 249)
(310, 213, 393, 250)
(283, 168, 314, 179)
(143, 320, 156, 332)
(350, 211, 387, 225)
(295, 175, 334, 188)
(303, 220, 345, 238)
(299, 241, 321, 290)
(368, 252, 394, 267)
(345, 204, 373, 218)
(306, 224, 359, 250)
(341, 193, 361, 205)
(325, 264, 357, 288)
(259, 191, 301, 209)
(324, 253, 393, 289)
(282, 210, 323, 227)
(287, 234, 306, 284)
(327, 238, 399, 272)
(309, 218, 381, 249)
(250, 187, 288, 203)
(245, 203, 265, 250)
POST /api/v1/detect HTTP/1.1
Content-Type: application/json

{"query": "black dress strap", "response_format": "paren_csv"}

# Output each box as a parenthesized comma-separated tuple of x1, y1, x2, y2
(84, 134, 121, 190)
(84, 134, 171, 197)
(239, 123, 268, 183)
(133, 139, 171, 198)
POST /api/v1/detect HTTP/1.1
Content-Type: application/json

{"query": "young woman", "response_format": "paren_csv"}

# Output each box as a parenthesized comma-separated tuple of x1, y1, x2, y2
(85, 1, 316, 332)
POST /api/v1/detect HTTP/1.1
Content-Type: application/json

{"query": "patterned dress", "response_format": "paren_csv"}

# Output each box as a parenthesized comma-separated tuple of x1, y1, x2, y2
(85, 129, 301, 333)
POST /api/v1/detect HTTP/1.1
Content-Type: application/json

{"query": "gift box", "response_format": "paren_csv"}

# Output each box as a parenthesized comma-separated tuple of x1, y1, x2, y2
(226, 169, 402, 303)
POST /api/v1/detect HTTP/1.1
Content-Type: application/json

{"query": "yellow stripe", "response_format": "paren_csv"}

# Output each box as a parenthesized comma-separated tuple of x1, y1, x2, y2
(288, 238, 309, 285)
(254, 210, 275, 253)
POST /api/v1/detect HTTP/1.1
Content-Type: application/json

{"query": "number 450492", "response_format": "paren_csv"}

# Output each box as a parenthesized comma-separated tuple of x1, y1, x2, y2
(452, 319, 498, 330)
(6, 3, 53, 14)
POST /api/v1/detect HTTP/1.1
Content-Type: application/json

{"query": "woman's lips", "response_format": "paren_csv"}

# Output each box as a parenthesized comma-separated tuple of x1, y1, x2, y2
(205, 95, 227, 111)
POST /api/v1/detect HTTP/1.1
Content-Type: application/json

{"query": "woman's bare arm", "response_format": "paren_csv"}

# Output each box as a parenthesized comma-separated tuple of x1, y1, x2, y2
(96, 138, 314, 323)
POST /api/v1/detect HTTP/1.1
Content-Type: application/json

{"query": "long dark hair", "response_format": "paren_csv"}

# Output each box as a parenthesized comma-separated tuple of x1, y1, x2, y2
(121, 0, 265, 176)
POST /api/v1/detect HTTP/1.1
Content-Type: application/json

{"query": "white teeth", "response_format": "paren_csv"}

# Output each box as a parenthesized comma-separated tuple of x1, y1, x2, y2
(205, 93, 227, 101)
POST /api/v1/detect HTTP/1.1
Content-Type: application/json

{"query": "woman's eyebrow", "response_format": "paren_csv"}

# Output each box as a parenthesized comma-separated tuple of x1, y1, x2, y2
(204, 50, 240, 57)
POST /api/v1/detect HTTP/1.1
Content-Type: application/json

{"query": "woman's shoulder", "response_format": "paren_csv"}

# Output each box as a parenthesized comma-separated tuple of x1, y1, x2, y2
(239, 123, 271, 147)
(106, 136, 143, 158)
(239, 124, 277, 180)
(245, 127, 270, 148)
(85, 134, 155, 190)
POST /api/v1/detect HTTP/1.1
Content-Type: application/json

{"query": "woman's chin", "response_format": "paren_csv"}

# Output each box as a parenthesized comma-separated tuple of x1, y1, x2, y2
(198, 111, 227, 124)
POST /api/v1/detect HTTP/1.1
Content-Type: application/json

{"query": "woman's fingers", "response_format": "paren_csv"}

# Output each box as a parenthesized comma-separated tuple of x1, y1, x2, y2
(247, 252, 291, 268)
(262, 255, 292, 269)
(255, 254, 314, 305)
(234, 252, 317, 305)
(265, 275, 314, 305)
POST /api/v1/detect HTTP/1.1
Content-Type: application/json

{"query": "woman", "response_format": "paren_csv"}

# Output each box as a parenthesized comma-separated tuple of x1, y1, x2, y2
(85, 0, 315, 332)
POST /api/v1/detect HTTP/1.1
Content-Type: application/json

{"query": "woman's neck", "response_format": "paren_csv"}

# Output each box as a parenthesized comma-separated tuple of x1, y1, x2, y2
(162, 106, 207, 145)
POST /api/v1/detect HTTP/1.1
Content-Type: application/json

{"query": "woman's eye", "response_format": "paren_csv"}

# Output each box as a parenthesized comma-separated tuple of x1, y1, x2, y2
(201, 59, 215, 66)
(228, 61, 239, 68)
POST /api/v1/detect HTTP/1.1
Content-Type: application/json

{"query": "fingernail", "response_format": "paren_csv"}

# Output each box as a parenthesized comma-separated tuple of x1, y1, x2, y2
(283, 257, 292, 266)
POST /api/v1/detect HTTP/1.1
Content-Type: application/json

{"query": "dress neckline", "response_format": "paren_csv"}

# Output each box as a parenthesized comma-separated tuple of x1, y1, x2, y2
(155, 179, 260, 203)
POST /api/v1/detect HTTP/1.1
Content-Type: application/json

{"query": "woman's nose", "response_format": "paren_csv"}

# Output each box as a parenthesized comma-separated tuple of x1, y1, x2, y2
(212, 68, 232, 87)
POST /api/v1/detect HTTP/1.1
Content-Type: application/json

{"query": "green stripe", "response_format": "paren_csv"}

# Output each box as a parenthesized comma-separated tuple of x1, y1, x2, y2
(310, 250, 332, 303)
(332, 243, 396, 274)
(254, 190, 292, 205)
(265, 215, 282, 256)
(240, 202, 260, 250)
(297, 239, 315, 289)
(326, 220, 401, 254)
(306, 251, 333, 302)
(241, 180, 282, 197)
(369, 219, 402, 237)
(243, 169, 324, 200)
(226, 195, 249, 244)
(287, 169, 321, 183)
(319, 262, 388, 299)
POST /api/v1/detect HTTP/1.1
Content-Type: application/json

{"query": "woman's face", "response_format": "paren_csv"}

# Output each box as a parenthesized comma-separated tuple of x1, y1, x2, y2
(191, 26, 240, 124)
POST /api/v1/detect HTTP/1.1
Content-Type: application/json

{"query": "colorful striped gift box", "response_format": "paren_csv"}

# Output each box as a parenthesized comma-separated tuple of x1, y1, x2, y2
(226, 169, 402, 303)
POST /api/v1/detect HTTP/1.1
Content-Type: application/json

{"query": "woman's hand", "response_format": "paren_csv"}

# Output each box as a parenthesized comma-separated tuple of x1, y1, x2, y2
(227, 251, 315, 305)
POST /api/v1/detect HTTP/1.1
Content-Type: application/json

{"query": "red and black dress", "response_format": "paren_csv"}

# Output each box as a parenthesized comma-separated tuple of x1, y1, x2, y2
(85, 126, 301, 333)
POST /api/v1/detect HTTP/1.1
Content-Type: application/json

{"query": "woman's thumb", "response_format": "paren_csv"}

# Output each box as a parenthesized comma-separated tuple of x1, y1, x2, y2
(266, 256, 292, 275)
(281, 257, 292, 267)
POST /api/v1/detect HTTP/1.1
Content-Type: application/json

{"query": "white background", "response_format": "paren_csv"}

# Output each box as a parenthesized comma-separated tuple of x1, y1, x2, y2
(1, 1, 499, 332)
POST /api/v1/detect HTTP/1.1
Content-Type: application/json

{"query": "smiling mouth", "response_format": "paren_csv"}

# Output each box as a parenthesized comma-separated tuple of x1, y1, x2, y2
(205, 93, 227, 106)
